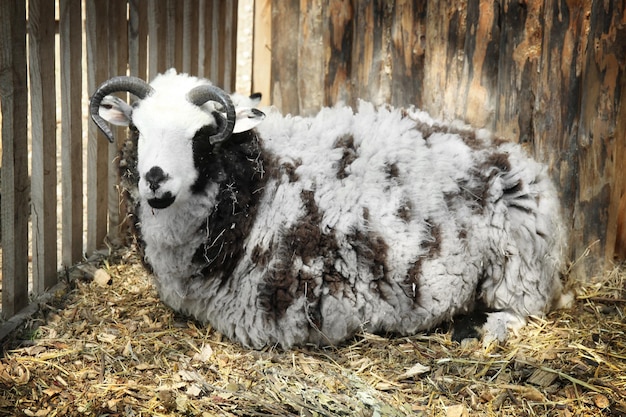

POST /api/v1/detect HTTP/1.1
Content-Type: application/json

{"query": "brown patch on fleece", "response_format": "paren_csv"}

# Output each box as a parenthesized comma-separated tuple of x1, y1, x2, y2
(482, 152, 511, 173)
(251, 244, 272, 268)
(385, 162, 400, 180)
(280, 160, 301, 183)
(335, 134, 358, 179)
(259, 190, 341, 327)
(345, 208, 392, 301)
(396, 197, 413, 222)
(402, 221, 442, 302)
(444, 152, 514, 214)
(410, 119, 484, 150)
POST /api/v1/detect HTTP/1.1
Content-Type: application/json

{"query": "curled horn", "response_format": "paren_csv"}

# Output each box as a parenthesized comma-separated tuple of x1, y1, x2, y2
(89, 76, 154, 143)
(187, 85, 236, 145)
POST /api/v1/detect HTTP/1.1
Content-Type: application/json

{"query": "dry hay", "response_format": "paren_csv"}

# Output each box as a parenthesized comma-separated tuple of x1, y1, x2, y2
(1, 249, 626, 417)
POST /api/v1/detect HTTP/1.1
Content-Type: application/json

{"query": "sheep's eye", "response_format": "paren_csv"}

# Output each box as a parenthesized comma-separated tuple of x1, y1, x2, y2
(129, 124, 139, 134)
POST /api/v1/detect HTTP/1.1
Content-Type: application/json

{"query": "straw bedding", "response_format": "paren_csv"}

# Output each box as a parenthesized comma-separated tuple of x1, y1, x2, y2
(1, 248, 625, 417)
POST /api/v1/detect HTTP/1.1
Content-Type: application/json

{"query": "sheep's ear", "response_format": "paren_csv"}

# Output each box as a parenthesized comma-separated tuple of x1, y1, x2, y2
(232, 107, 265, 134)
(98, 95, 133, 126)
(248, 92, 262, 107)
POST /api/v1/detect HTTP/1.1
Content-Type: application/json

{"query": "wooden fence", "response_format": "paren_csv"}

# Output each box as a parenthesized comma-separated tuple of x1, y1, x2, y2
(1, 0, 625, 330)
(0, 0, 242, 325)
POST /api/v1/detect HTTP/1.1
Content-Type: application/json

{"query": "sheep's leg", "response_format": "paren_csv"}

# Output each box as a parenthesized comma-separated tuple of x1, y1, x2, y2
(450, 306, 490, 342)
(451, 303, 525, 344)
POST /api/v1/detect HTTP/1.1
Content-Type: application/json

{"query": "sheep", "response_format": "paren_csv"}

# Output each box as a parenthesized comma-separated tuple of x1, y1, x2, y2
(90, 69, 569, 349)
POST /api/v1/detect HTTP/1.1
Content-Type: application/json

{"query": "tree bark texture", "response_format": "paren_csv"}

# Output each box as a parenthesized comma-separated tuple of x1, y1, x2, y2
(269, 0, 626, 280)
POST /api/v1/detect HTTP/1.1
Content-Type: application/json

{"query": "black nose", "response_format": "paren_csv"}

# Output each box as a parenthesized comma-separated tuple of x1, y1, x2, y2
(145, 166, 168, 192)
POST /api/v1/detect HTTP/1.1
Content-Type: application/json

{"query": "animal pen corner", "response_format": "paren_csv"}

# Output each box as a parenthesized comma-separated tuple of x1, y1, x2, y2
(0, 0, 251, 327)
(0, 0, 625, 328)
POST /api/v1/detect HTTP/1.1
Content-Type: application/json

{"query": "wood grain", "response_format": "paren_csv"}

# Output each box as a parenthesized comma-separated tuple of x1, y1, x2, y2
(0, 0, 29, 316)
(29, 0, 58, 293)
(60, 0, 83, 266)
(86, 0, 110, 255)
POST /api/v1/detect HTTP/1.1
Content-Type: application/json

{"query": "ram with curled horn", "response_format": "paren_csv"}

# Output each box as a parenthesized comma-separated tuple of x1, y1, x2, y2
(90, 69, 571, 349)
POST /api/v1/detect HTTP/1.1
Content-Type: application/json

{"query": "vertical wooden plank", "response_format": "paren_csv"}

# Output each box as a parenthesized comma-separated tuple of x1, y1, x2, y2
(390, 0, 426, 108)
(460, 0, 499, 128)
(236, 0, 254, 94)
(298, 0, 324, 115)
(223, 0, 237, 91)
(107, 1, 120, 243)
(107, 0, 129, 243)
(493, 0, 540, 144)
(202, 0, 215, 81)
(210, 1, 222, 84)
(197, 0, 206, 77)
(533, 0, 590, 277)
(86, 0, 110, 255)
(323, 0, 353, 108)
(139, 1, 148, 79)
(351, 0, 371, 106)
(270, 0, 299, 114)
(147, 0, 159, 80)
(60, 0, 83, 266)
(165, 0, 176, 70)
(129, 0, 140, 77)
(181, 0, 194, 74)
(29, 0, 58, 294)
(156, 0, 168, 73)
(612, 65, 626, 260)
(571, 0, 626, 276)
(252, 0, 271, 104)
(174, 0, 185, 71)
(351, 0, 393, 107)
(421, 1, 467, 121)
(188, 0, 200, 76)
(231, 1, 240, 90)
(129, 0, 148, 80)
(350, 0, 371, 107)
(0, 0, 29, 317)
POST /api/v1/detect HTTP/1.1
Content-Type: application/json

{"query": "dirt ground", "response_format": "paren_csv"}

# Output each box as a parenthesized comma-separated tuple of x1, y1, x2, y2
(1, 247, 625, 417)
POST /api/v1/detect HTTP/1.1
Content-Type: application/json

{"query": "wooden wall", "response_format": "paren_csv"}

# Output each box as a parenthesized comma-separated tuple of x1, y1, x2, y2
(267, 0, 626, 281)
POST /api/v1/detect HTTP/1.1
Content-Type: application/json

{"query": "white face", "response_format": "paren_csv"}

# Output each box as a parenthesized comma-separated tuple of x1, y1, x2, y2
(96, 73, 266, 210)
(131, 98, 216, 209)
